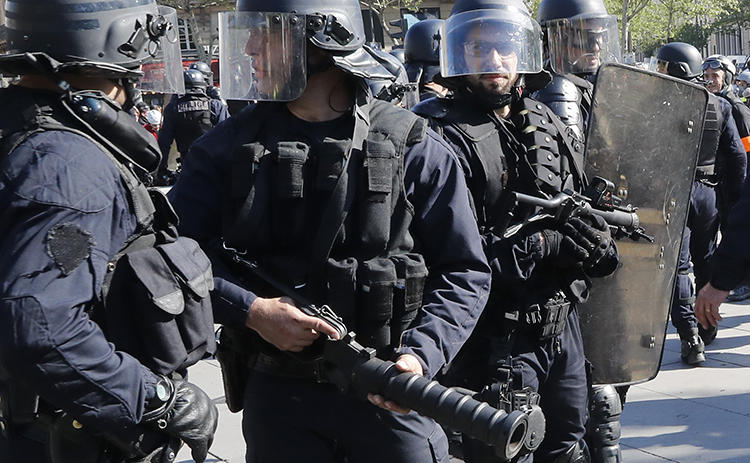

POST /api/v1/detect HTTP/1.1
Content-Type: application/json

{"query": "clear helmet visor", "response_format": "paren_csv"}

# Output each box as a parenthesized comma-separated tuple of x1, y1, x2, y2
(545, 15, 621, 74)
(440, 10, 543, 78)
(138, 6, 185, 94)
(219, 11, 307, 101)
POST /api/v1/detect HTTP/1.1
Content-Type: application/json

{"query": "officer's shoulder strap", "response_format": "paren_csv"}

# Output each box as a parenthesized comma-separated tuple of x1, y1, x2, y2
(533, 74, 581, 103)
(0, 88, 155, 231)
(368, 99, 427, 152)
(709, 93, 726, 128)
(412, 96, 450, 119)
(412, 96, 452, 136)
(521, 96, 587, 189)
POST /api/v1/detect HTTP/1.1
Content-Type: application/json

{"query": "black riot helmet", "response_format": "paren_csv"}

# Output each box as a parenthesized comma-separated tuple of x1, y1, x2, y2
(0, 0, 184, 94)
(403, 19, 443, 86)
(405, 19, 443, 64)
(184, 69, 208, 94)
(189, 61, 214, 85)
(537, 0, 620, 75)
(537, 0, 608, 23)
(702, 54, 736, 90)
(656, 42, 703, 81)
(220, 0, 393, 102)
(439, 0, 549, 103)
(235, 0, 365, 52)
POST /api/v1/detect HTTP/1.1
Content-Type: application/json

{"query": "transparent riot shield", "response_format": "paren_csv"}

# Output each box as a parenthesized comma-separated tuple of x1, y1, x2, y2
(580, 63, 708, 385)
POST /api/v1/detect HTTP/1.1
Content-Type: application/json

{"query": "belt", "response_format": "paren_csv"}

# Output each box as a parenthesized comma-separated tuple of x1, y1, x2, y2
(251, 352, 329, 383)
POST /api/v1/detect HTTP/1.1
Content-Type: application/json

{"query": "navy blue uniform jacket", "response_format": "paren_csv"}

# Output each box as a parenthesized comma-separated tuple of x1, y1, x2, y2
(168, 105, 492, 378)
(0, 124, 156, 433)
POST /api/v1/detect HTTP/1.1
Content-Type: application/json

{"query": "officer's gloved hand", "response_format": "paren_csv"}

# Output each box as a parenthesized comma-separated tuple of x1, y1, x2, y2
(558, 215, 618, 276)
(539, 215, 617, 274)
(144, 378, 219, 463)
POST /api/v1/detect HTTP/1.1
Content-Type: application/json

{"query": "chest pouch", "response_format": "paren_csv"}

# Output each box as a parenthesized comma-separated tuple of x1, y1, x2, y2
(316, 138, 349, 192)
(389, 253, 428, 345)
(357, 257, 397, 351)
(269, 141, 310, 247)
(100, 236, 215, 375)
(226, 142, 273, 252)
(359, 139, 395, 253)
(323, 257, 359, 329)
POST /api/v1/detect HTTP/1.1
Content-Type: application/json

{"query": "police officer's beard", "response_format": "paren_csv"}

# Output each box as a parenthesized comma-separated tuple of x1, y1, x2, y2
(464, 76, 518, 110)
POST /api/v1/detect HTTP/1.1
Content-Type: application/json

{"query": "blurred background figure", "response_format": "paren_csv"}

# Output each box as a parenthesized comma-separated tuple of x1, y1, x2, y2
(403, 18, 447, 101)
(157, 68, 229, 185)
(189, 61, 223, 101)
(144, 108, 163, 139)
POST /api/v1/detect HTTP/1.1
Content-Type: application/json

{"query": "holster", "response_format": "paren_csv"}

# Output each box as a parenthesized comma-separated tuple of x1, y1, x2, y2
(48, 412, 181, 463)
(505, 290, 571, 341)
(215, 326, 257, 413)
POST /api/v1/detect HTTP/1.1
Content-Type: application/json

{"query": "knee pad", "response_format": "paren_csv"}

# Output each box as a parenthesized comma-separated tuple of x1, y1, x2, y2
(586, 385, 623, 463)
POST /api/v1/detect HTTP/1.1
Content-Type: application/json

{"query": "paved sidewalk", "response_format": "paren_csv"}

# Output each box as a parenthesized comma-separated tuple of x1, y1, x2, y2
(178, 300, 750, 463)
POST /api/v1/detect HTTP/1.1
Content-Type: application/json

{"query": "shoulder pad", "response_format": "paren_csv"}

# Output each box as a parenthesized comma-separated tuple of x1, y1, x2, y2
(369, 99, 427, 148)
(412, 96, 450, 119)
(533, 75, 581, 104)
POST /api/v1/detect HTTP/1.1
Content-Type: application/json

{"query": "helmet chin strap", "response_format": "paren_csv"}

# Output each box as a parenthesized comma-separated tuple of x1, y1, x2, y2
(119, 77, 141, 112)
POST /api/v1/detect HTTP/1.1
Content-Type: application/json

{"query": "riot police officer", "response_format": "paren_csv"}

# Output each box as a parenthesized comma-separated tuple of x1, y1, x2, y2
(189, 61, 223, 101)
(169, 0, 492, 462)
(534, 1, 624, 461)
(534, 0, 620, 143)
(656, 42, 746, 365)
(414, 0, 619, 461)
(157, 68, 229, 184)
(696, 170, 750, 328)
(702, 55, 750, 306)
(0, 1, 218, 462)
(403, 19, 448, 101)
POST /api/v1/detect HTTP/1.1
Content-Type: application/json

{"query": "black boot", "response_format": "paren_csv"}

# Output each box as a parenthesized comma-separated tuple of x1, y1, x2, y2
(698, 324, 718, 346)
(680, 327, 706, 365)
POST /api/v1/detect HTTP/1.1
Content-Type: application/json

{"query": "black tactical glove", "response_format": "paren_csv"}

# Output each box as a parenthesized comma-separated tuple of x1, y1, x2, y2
(143, 378, 219, 463)
(540, 215, 617, 275)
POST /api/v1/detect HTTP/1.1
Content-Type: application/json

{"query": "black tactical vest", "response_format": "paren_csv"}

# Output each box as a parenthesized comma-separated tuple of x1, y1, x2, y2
(414, 95, 586, 231)
(174, 93, 213, 154)
(0, 88, 215, 376)
(220, 96, 429, 351)
(698, 94, 724, 168)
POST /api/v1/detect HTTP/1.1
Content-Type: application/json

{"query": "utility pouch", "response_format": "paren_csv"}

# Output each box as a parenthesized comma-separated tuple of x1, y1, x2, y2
(324, 257, 358, 329)
(390, 253, 428, 345)
(215, 326, 257, 414)
(357, 257, 397, 349)
(102, 237, 215, 375)
(359, 139, 394, 250)
(537, 293, 571, 340)
(273, 141, 310, 245)
(316, 138, 349, 192)
(275, 141, 309, 199)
